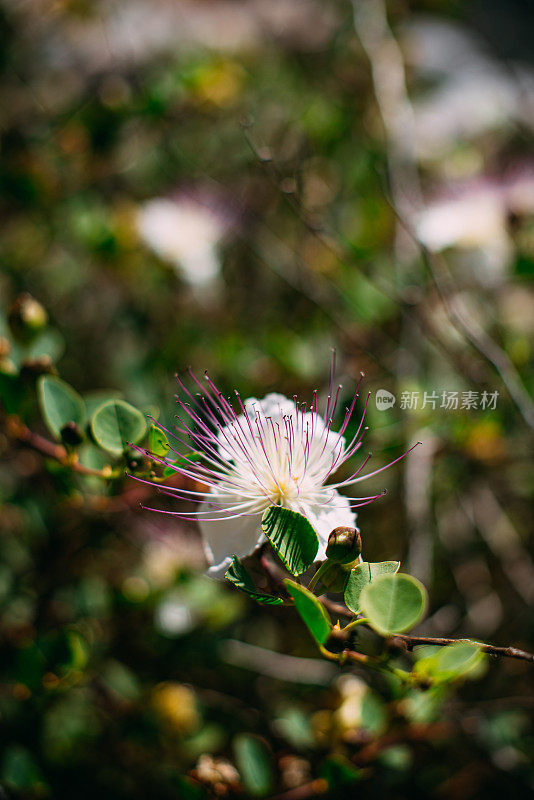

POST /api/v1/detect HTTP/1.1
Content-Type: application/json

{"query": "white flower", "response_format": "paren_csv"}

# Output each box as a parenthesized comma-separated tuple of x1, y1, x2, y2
(142, 369, 415, 576)
(137, 195, 227, 287)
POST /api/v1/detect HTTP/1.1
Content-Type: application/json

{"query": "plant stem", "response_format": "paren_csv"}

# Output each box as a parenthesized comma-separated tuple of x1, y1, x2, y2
(307, 561, 331, 592)
(396, 634, 534, 663)
(5, 415, 116, 478)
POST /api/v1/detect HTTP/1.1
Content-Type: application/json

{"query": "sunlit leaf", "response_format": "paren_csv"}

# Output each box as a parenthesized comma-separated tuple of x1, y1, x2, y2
(414, 642, 485, 683)
(162, 452, 202, 477)
(284, 579, 331, 644)
(344, 560, 400, 613)
(83, 390, 123, 419)
(261, 506, 318, 576)
(360, 573, 427, 636)
(91, 399, 147, 455)
(148, 424, 169, 457)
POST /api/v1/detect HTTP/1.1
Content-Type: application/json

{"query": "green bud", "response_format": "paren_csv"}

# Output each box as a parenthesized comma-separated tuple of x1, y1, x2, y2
(19, 356, 57, 381)
(8, 294, 48, 342)
(60, 421, 84, 447)
(325, 526, 362, 565)
(324, 626, 349, 654)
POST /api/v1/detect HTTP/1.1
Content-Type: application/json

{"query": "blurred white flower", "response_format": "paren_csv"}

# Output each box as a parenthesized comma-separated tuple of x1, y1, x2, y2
(155, 595, 194, 637)
(402, 19, 534, 158)
(138, 195, 228, 287)
(416, 170, 534, 280)
(140, 368, 417, 576)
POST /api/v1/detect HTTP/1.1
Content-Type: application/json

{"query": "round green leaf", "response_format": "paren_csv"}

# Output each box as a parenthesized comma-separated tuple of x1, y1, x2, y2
(433, 642, 482, 675)
(148, 424, 169, 457)
(284, 579, 332, 644)
(261, 506, 318, 576)
(83, 390, 123, 419)
(360, 573, 427, 636)
(344, 561, 400, 613)
(91, 399, 147, 455)
(38, 375, 85, 440)
(234, 734, 274, 797)
(415, 642, 484, 683)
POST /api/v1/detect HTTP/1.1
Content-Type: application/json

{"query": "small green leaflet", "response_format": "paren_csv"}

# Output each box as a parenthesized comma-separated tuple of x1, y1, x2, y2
(148, 425, 169, 457)
(344, 560, 400, 613)
(261, 506, 318, 576)
(90, 399, 147, 455)
(360, 573, 428, 636)
(284, 579, 332, 644)
(38, 375, 85, 440)
(414, 642, 485, 684)
(233, 734, 274, 797)
(163, 451, 202, 477)
(225, 557, 283, 605)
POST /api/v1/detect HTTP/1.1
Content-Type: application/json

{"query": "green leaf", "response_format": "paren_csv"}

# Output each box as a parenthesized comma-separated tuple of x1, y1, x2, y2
(83, 390, 123, 418)
(360, 573, 427, 636)
(225, 557, 283, 606)
(2, 746, 47, 792)
(148, 424, 169, 457)
(360, 690, 387, 735)
(261, 506, 318, 575)
(0, 372, 25, 414)
(273, 707, 315, 749)
(284, 579, 332, 644)
(320, 756, 362, 788)
(38, 375, 85, 439)
(91, 399, 147, 455)
(233, 734, 274, 797)
(163, 452, 202, 477)
(415, 642, 485, 683)
(344, 561, 400, 613)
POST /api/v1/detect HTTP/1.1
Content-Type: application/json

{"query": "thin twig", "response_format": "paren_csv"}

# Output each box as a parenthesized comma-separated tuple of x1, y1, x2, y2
(392, 213, 534, 432)
(317, 593, 533, 663)
(396, 633, 534, 663)
(5, 415, 114, 478)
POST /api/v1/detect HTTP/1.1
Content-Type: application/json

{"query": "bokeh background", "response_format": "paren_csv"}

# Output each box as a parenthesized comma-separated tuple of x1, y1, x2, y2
(1, 0, 533, 797)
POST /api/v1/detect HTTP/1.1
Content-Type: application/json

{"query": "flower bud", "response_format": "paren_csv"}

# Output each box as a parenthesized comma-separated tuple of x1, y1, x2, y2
(19, 356, 57, 381)
(324, 625, 350, 654)
(8, 294, 48, 342)
(60, 421, 84, 447)
(325, 526, 362, 565)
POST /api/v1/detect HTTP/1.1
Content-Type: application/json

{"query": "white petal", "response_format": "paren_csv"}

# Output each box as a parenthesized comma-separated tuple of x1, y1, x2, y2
(199, 502, 265, 575)
(300, 493, 357, 560)
(206, 556, 234, 580)
(250, 393, 295, 418)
